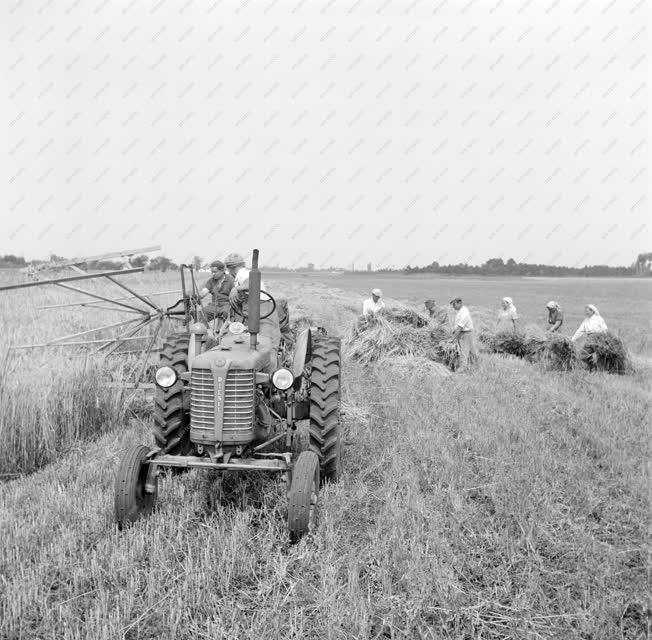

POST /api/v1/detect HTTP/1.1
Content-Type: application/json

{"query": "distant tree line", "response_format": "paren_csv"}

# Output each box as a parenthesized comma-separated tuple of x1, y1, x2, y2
(402, 255, 651, 277)
(0, 253, 178, 272)
(3, 252, 650, 276)
(0, 254, 27, 268)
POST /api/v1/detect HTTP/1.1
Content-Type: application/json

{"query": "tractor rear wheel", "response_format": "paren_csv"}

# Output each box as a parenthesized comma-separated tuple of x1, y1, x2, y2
(308, 335, 342, 483)
(153, 333, 192, 455)
(115, 445, 157, 528)
(288, 451, 320, 541)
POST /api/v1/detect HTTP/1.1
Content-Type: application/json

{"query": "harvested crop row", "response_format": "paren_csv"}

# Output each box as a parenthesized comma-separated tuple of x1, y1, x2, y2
(480, 330, 631, 373)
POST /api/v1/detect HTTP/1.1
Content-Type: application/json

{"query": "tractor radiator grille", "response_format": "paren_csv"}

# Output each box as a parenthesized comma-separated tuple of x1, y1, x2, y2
(190, 368, 255, 445)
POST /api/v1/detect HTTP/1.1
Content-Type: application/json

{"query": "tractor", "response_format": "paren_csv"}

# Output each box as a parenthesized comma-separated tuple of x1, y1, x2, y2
(114, 249, 342, 540)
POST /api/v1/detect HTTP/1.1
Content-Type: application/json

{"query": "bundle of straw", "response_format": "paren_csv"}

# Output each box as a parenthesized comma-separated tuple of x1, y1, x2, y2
(435, 338, 461, 370)
(477, 330, 494, 346)
(485, 331, 530, 359)
(540, 333, 577, 371)
(429, 325, 450, 344)
(524, 335, 547, 362)
(578, 332, 630, 374)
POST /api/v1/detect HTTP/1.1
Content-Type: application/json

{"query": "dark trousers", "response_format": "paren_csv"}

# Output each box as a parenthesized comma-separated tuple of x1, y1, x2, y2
(203, 301, 229, 322)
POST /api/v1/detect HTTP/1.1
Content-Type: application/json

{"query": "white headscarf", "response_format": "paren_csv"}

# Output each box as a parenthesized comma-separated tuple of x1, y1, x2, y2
(573, 304, 608, 341)
(502, 297, 513, 306)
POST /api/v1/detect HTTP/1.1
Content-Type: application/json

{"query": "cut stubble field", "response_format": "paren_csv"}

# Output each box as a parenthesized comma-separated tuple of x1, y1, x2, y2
(0, 273, 649, 639)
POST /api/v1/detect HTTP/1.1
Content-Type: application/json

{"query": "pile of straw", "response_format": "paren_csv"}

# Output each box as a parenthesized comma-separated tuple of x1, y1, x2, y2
(482, 328, 630, 374)
(347, 307, 456, 368)
(578, 332, 630, 374)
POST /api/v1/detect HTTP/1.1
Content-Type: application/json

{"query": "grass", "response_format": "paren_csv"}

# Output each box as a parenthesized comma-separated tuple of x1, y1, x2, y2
(0, 273, 649, 638)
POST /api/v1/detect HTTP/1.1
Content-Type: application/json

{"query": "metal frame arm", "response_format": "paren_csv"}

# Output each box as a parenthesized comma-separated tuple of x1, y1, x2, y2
(0, 268, 144, 291)
(55, 283, 149, 315)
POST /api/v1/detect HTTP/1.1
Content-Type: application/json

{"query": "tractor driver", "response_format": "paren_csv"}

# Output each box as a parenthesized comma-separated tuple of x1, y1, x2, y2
(195, 260, 234, 322)
(224, 253, 282, 360)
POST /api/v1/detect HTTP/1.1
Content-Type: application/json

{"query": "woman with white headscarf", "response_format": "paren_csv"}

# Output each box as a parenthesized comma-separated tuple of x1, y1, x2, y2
(571, 304, 608, 342)
(496, 297, 518, 332)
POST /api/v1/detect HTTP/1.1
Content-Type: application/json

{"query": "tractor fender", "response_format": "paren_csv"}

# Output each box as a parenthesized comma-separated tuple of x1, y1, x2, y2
(292, 328, 312, 382)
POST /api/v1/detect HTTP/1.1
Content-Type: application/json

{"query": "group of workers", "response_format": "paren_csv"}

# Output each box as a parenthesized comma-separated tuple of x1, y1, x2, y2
(361, 288, 611, 372)
(492, 297, 609, 343)
(197, 257, 611, 375)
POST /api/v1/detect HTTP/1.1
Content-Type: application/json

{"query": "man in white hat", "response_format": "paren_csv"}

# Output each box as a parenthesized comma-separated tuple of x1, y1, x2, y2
(223, 252, 281, 364)
(450, 297, 478, 372)
(362, 288, 386, 317)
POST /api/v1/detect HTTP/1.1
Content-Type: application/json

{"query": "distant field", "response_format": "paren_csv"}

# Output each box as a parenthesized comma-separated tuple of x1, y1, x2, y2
(0, 270, 649, 639)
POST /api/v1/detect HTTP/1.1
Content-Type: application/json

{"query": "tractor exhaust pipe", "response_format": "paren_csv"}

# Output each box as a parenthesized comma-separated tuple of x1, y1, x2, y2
(248, 249, 261, 350)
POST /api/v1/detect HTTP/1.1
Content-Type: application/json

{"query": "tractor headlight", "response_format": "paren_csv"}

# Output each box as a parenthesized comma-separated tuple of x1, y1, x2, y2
(155, 366, 177, 388)
(271, 368, 294, 391)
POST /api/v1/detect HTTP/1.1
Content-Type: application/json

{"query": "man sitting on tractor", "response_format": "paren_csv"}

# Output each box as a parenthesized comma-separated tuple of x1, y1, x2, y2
(224, 252, 282, 355)
(195, 260, 234, 322)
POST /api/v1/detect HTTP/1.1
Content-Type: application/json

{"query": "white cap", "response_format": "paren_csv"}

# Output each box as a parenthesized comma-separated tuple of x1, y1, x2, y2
(372, 288, 382, 297)
(224, 252, 245, 267)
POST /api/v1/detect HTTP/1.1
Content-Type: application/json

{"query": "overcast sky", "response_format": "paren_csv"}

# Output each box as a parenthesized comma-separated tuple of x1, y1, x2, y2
(2, 0, 649, 268)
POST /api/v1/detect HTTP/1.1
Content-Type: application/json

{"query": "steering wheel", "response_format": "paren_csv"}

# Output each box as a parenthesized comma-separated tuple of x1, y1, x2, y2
(230, 289, 277, 320)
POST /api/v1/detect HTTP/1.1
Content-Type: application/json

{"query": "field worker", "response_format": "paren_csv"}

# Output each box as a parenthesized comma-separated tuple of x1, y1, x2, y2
(362, 289, 386, 317)
(546, 301, 564, 332)
(495, 297, 519, 333)
(196, 260, 234, 322)
(224, 252, 281, 363)
(450, 297, 478, 371)
(571, 304, 608, 343)
(424, 299, 448, 324)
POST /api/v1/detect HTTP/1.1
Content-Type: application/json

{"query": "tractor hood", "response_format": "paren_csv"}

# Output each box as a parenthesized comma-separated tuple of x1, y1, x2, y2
(192, 332, 274, 372)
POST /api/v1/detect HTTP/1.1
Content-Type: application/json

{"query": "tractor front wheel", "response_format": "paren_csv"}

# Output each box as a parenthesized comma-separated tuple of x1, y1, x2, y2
(115, 445, 157, 529)
(287, 451, 320, 542)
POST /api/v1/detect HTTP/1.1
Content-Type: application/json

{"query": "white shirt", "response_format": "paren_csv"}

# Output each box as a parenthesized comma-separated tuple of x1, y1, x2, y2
(454, 306, 474, 331)
(233, 266, 269, 300)
(362, 297, 385, 316)
(572, 315, 608, 342)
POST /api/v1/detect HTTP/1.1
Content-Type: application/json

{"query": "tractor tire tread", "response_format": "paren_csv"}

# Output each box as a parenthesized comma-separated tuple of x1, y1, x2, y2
(288, 451, 319, 541)
(114, 444, 156, 528)
(154, 334, 191, 455)
(308, 336, 342, 483)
